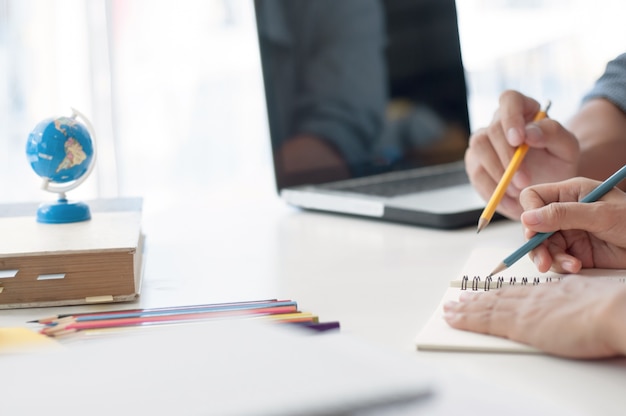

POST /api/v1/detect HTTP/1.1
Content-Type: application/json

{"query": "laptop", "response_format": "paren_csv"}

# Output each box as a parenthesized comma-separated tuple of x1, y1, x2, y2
(254, 0, 486, 229)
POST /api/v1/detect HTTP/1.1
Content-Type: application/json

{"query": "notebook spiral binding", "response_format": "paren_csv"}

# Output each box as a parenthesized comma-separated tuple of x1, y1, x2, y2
(459, 275, 562, 291)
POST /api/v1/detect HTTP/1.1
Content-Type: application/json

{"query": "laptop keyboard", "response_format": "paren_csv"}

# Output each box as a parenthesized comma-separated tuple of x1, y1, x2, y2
(326, 164, 470, 198)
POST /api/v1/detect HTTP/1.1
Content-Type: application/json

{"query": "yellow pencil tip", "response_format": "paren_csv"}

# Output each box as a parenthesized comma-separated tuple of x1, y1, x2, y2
(476, 218, 489, 234)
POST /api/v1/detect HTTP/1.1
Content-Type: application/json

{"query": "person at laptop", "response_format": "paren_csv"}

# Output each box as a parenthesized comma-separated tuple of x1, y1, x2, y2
(464, 52, 626, 220)
(444, 175, 626, 359)
(256, 0, 387, 186)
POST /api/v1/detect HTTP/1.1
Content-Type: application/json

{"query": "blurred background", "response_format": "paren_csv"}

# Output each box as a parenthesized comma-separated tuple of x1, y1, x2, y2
(1, 0, 625, 232)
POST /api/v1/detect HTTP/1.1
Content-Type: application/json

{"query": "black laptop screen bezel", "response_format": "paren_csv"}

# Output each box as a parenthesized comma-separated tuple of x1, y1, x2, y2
(254, 0, 471, 192)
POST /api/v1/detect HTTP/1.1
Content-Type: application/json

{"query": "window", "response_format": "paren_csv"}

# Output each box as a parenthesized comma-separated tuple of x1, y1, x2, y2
(2, 0, 625, 209)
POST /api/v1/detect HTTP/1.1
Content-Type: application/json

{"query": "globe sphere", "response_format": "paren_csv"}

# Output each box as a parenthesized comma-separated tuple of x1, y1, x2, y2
(26, 116, 94, 184)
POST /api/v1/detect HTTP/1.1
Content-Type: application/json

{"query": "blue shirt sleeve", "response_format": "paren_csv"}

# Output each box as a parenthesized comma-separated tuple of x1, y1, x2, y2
(583, 53, 626, 113)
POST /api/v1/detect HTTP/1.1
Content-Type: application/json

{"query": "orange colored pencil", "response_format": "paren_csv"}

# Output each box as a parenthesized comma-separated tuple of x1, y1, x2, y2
(477, 101, 551, 233)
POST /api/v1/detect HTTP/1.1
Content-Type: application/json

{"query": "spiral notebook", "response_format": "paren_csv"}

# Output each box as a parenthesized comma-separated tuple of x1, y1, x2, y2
(415, 247, 626, 354)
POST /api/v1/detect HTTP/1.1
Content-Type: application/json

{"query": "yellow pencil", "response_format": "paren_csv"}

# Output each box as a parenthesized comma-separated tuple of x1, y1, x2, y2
(262, 312, 318, 323)
(476, 100, 551, 233)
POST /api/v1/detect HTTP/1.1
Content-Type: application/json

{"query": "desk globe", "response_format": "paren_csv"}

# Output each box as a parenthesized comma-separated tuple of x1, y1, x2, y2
(25, 108, 96, 223)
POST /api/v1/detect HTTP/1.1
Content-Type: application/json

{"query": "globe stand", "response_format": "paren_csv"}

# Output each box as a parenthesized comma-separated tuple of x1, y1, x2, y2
(37, 195, 91, 224)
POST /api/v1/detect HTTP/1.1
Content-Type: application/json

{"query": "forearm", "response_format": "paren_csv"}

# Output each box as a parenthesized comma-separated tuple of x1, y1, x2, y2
(568, 98, 626, 189)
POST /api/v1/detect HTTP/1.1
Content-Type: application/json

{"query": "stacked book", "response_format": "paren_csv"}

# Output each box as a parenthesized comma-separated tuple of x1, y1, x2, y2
(0, 198, 144, 309)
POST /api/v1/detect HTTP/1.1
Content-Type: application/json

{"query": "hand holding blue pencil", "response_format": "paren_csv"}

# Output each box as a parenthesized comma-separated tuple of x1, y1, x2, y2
(488, 165, 626, 276)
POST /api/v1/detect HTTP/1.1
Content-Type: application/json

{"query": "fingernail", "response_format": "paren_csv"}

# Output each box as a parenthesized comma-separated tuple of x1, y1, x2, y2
(523, 227, 535, 239)
(512, 170, 530, 189)
(506, 127, 523, 146)
(443, 301, 457, 311)
(522, 209, 542, 225)
(458, 292, 474, 302)
(443, 311, 457, 322)
(525, 124, 543, 142)
(533, 255, 542, 269)
(562, 260, 576, 273)
(499, 197, 521, 219)
(504, 183, 521, 198)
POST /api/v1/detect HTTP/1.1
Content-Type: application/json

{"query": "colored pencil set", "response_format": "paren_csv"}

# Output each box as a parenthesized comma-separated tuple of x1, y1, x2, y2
(32, 299, 340, 338)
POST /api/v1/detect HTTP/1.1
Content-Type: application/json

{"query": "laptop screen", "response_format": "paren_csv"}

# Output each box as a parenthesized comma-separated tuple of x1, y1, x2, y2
(255, 0, 470, 190)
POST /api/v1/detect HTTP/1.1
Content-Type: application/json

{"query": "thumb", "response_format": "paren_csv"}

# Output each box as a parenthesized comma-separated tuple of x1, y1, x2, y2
(525, 119, 580, 163)
(521, 201, 605, 233)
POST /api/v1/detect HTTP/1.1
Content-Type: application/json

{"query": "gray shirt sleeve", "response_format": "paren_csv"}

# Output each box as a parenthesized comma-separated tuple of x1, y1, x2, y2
(582, 53, 626, 113)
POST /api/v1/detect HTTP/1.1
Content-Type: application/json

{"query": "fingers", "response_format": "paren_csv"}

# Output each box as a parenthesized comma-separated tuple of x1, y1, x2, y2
(549, 250, 583, 274)
(444, 287, 533, 338)
(511, 120, 579, 190)
(521, 202, 606, 233)
(519, 177, 601, 210)
(465, 90, 577, 222)
(497, 90, 541, 146)
(465, 129, 523, 220)
(528, 233, 583, 273)
(520, 176, 625, 235)
(466, 127, 511, 186)
(444, 278, 626, 358)
(526, 119, 580, 164)
(498, 194, 524, 220)
(467, 90, 540, 182)
(464, 92, 546, 217)
(526, 244, 553, 273)
(519, 177, 626, 270)
(465, 130, 524, 220)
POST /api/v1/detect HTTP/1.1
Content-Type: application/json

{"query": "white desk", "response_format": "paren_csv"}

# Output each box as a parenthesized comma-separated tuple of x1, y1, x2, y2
(3, 189, 626, 415)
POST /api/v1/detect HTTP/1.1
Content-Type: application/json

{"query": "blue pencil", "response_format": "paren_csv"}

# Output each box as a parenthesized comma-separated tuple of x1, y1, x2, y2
(488, 164, 626, 276)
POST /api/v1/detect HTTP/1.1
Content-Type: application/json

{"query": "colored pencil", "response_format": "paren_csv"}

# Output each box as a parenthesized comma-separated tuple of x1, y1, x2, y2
(57, 319, 341, 340)
(295, 321, 341, 332)
(30, 299, 285, 324)
(40, 300, 298, 326)
(42, 305, 300, 336)
(477, 101, 551, 233)
(264, 312, 318, 324)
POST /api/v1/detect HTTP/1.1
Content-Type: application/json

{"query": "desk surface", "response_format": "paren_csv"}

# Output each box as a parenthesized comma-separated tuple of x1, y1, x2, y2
(3, 190, 626, 415)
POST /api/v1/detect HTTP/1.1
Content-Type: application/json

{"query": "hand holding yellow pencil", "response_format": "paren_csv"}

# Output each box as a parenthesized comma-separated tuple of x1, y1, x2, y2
(476, 101, 551, 233)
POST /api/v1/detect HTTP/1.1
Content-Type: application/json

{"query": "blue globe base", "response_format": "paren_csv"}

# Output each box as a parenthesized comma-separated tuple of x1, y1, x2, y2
(37, 199, 91, 224)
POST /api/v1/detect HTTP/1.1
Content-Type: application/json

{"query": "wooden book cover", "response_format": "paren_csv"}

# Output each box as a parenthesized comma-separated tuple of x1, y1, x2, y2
(0, 198, 144, 309)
